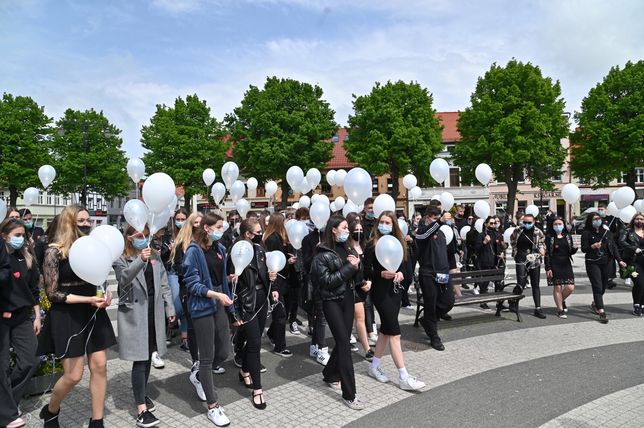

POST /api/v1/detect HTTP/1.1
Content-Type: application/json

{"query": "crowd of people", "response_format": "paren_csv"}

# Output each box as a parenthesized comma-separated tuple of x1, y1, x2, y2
(1, 199, 643, 428)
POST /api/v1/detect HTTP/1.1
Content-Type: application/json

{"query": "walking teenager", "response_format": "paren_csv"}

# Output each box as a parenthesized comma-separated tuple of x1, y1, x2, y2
(0, 219, 40, 428)
(114, 225, 175, 427)
(183, 213, 234, 426)
(40, 206, 116, 428)
(581, 212, 626, 323)
(347, 219, 373, 361)
(544, 217, 577, 318)
(310, 215, 365, 410)
(618, 213, 644, 316)
(364, 212, 425, 391)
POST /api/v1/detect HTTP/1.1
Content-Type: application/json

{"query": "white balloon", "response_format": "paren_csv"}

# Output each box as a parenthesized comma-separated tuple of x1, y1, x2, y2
(287, 220, 308, 250)
(299, 195, 311, 208)
(475, 163, 493, 186)
(614, 187, 636, 209)
(525, 204, 539, 217)
(0, 199, 6, 221)
(311, 194, 320, 203)
(126, 158, 145, 183)
(560, 183, 581, 204)
(230, 240, 254, 275)
(439, 224, 454, 245)
(38, 165, 56, 188)
(440, 192, 455, 211)
(221, 162, 239, 189)
(147, 207, 170, 235)
(306, 168, 322, 188)
(409, 186, 422, 200)
(310, 201, 331, 230)
(610, 191, 616, 201)
(285, 219, 297, 233)
(431, 194, 441, 201)
(402, 174, 417, 190)
(168, 195, 178, 212)
(607, 202, 620, 217)
(343, 200, 360, 217)
(123, 199, 149, 232)
(317, 194, 330, 207)
(330, 202, 337, 212)
(375, 235, 403, 272)
(474, 218, 484, 233)
(142, 172, 176, 213)
(398, 218, 409, 236)
(286, 166, 304, 189)
(90, 226, 125, 263)
(634, 199, 644, 213)
(266, 250, 286, 273)
(246, 177, 258, 191)
(373, 194, 396, 217)
(619, 205, 637, 223)
(69, 236, 112, 286)
(460, 225, 471, 241)
(211, 182, 226, 204)
(222, 220, 230, 232)
(474, 200, 490, 219)
(334, 196, 346, 210)
(334, 169, 347, 187)
(503, 227, 515, 244)
(230, 180, 245, 203)
(235, 198, 250, 219)
(326, 170, 336, 186)
(202, 168, 216, 186)
(298, 177, 311, 194)
(344, 168, 372, 205)
(23, 187, 39, 206)
(430, 158, 449, 184)
(265, 180, 278, 198)
(292, 202, 300, 210)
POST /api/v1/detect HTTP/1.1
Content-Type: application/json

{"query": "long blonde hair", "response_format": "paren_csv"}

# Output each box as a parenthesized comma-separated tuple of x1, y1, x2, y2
(170, 212, 203, 263)
(49, 205, 87, 258)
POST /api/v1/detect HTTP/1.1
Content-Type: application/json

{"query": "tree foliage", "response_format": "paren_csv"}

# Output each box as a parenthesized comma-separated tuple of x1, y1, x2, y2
(225, 77, 338, 206)
(571, 60, 644, 189)
(141, 94, 228, 209)
(452, 59, 569, 215)
(345, 80, 443, 200)
(50, 108, 129, 206)
(0, 93, 52, 206)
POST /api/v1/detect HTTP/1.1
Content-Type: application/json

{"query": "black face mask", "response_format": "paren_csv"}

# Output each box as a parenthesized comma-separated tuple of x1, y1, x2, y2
(352, 231, 362, 242)
(79, 226, 91, 235)
(252, 234, 262, 245)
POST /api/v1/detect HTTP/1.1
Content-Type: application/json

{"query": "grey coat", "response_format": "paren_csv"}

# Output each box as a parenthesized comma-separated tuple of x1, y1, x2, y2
(113, 254, 175, 361)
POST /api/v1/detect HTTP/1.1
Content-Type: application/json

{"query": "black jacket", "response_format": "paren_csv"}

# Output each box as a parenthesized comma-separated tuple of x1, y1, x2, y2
(475, 228, 503, 267)
(581, 227, 622, 264)
(415, 220, 449, 275)
(618, 228, 644, 265)
(310, 244, 360, 301)
(229, 243, 274, 322)
(263, 234, 296, 291)
(0, 249, 40, 324)
(0, 240, 13, 286)
(302, 229, 323, 274)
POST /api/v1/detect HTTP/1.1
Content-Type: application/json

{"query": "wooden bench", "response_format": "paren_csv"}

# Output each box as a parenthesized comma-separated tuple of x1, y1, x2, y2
(414, 269, 525, 325)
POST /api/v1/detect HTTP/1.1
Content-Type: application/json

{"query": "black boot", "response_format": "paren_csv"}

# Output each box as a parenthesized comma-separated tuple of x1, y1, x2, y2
(40, 405, 60, 428)
(88, 418, 104, 427)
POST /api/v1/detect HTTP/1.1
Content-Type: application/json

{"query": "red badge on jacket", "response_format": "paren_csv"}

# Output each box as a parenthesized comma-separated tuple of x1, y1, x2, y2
(217, 253, 223, 260)
(150, 259, 156, 265)
(13, 272, 20, 279)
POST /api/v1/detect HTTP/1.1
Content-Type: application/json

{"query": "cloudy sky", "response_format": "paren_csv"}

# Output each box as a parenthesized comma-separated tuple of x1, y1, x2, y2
(1, 0, 643, 157)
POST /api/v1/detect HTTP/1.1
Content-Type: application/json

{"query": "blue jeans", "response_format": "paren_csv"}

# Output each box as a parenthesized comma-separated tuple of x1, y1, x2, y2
(168, 273, 187, 334)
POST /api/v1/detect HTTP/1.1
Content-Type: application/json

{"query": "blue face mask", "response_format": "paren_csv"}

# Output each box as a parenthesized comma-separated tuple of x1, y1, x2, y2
(8, 236, 24, 250)
(378, 224, 392, 235)
(175, 221, 185, 229)
(366, 212, 375, 220)
(336, 232, 349, 243)
(523, 223, 534, 230)
(592, 220, 603, 229)
(209, 230, 224, 241)
(446, 220, 454, 226)
(24, 221, 33, 229)
(553, 225, 564, 234)
(133, 238, 149, 250)
(598, 211, 606, 218)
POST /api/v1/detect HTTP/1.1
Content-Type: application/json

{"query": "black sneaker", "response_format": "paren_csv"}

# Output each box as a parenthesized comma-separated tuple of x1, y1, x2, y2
(562, 301, 568, 313)
(136, 410, 160, 427)
(179, 339, 189, 352)
(350, 343, 359, 352)
(590, 302, 598, 315)
(430, 338, 445, 351)
(39, 405, 60, 428)
(364, 349, 374, 362)
(88, 419, 104, 428)
(274, 349, 293, 357)
(607, 279, 616, 289)
(260, 364, 267, 373)
(145, 396, 156, 412)
(480, 303, 490, 310)
(633, 306, 642, 317)
(440, 313, 452, 321)
(533, 309, 546, 319)
(598, 312, 609, 324)
(461, 284, 470, 290)
(294, 318, 303, 326)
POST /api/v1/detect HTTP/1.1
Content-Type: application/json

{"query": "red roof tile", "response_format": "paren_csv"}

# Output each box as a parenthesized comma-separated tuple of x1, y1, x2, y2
(436, 112, 461, 142)
(328, 128, 355, 169)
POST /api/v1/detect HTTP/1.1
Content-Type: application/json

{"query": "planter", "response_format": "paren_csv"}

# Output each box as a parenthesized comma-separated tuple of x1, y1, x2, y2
(25, 371, 63, 396)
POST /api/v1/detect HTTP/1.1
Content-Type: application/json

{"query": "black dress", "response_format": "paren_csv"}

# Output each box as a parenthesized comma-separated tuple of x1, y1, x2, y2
(546, 235, 575, 286)
(144, 262, 157, 354)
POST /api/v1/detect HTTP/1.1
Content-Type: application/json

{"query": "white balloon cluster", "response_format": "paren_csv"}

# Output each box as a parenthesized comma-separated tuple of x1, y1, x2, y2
(69, 225, 125, 286)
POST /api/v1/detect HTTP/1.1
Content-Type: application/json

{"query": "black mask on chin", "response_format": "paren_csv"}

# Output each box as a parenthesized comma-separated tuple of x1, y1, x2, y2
(79, 226, 92, 235)
(352, 231, 362, 242)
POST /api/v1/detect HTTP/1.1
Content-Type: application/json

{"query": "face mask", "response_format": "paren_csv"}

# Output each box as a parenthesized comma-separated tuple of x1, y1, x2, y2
(598, 211, 606, 218)
(445, 220, 453, 226)
(79, 225, 91, 235)
(252, 234, 262, 244)
(494, 223, 500, 229)
(366, 212, 375, 220)
(209, 230, 223, 241)
(553, 225, 564, 233)
(175, 221, 185, 229)
(635, 221, 644, 228)
(378, 224, 392, 235)
(133, 238, 149, 250)
(523, 223, 533, 230)
(8, 236, 24, 250)
(319, 226, 325, 232)
(24, 221, 33, 229)
(352, 231, 362, 241)
(592, 220, 603, 229)
(336, 232, 349, 243)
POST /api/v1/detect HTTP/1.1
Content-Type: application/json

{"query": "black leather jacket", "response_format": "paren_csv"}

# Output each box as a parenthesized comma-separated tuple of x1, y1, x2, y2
(619, 228, 644, 264)
(310, 244, 360, 301)
(230, 243, 274, 322)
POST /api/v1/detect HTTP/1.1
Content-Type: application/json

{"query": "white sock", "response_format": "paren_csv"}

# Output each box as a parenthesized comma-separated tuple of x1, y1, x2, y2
(398, 367, 409, 381)
(371, 357, 381, 369)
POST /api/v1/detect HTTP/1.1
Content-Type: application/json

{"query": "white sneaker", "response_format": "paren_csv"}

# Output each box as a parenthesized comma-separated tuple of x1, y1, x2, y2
(207, 405, 230, 427)
(212, 366, 226, 374)
(472, 288, 480, 295)
(316, 347, 330, 366)
(289, 321, 300, 335)
(344, 396, 365, 410)
(191, 360, 200, 372)
(350, 334, 357, 344)
(189, 371, 206, 401)
(151, 352, 165, 369)
(402, 305, 414, 310)
(400, 375, 426, 391)
(310, 344, 318, 358)
(368, 365, 389, 383)
(368, 334, 378, 347)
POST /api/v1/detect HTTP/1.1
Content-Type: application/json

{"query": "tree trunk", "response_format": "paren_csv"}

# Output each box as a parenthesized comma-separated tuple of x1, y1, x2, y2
(505, 168, 519, 220)
(390, 166, 399, 202)
(626, 168, 637, 190)
(281, 179, 289, 210)
(80, 187, 87, 207)
(184, 192, 192, 211)
(9, 185, 17, 207)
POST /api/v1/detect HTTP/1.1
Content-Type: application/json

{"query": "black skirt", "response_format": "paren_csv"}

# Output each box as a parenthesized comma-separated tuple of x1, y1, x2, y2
(548, 256, 575, 287)
(371, 281, 402, 336)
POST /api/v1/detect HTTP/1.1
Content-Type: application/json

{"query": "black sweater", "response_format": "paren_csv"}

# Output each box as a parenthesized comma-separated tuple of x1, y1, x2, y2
(0, 250, 40, 318)
(415, 220, 449, 274)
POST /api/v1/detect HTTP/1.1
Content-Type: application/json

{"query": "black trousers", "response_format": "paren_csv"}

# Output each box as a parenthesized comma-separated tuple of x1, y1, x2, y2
(237, 289, 266, 390)
(476, 263, 496, 293)
(0, 317, 38, 426)
(131, 359, 152, 406)
(364, 293, 375, 334)
(311, 295, 327, 348)
(266, 294, 287, 352)
(285, 282, 300, 323)
(180, 287, 199, 363)
(322, 289, 356, 401)
(586, 262, 610, 310)
(516, 262, 542, 307)
(633, 262, 644, 306)
(419, 273, 455, 341)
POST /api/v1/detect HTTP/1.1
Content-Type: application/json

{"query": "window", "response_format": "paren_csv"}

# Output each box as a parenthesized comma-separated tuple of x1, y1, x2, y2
(449, 168, 460, 187)
(46, 194, 52, 205)
(386, 177, 393, 190)
(320, 182, 332, 195)
(620, 168, 644, 183)
(372, 178, 378, 192)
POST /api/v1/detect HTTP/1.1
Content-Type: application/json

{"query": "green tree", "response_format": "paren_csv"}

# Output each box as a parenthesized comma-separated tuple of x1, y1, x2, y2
(571, 60, 644, 189)
(0, 93, 52, 206)
(142, 94, 228, 210)
(225, 77, 338, 207)
(345, 80, 443, 200)
(50, 108, 129, 206)
(452, 59, 569, 215)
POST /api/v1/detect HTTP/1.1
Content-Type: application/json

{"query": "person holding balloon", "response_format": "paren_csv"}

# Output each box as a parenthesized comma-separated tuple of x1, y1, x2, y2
(310, 215, 365, 410)
(113, 224, 175, 428)
(618, 212, 644, 316)
(182, 212, 234, 426)
(544, 216, 577, 319)
(39, 205, 116, 428)
(364, 211, 425, 391)
(441, 212, 462, 302)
